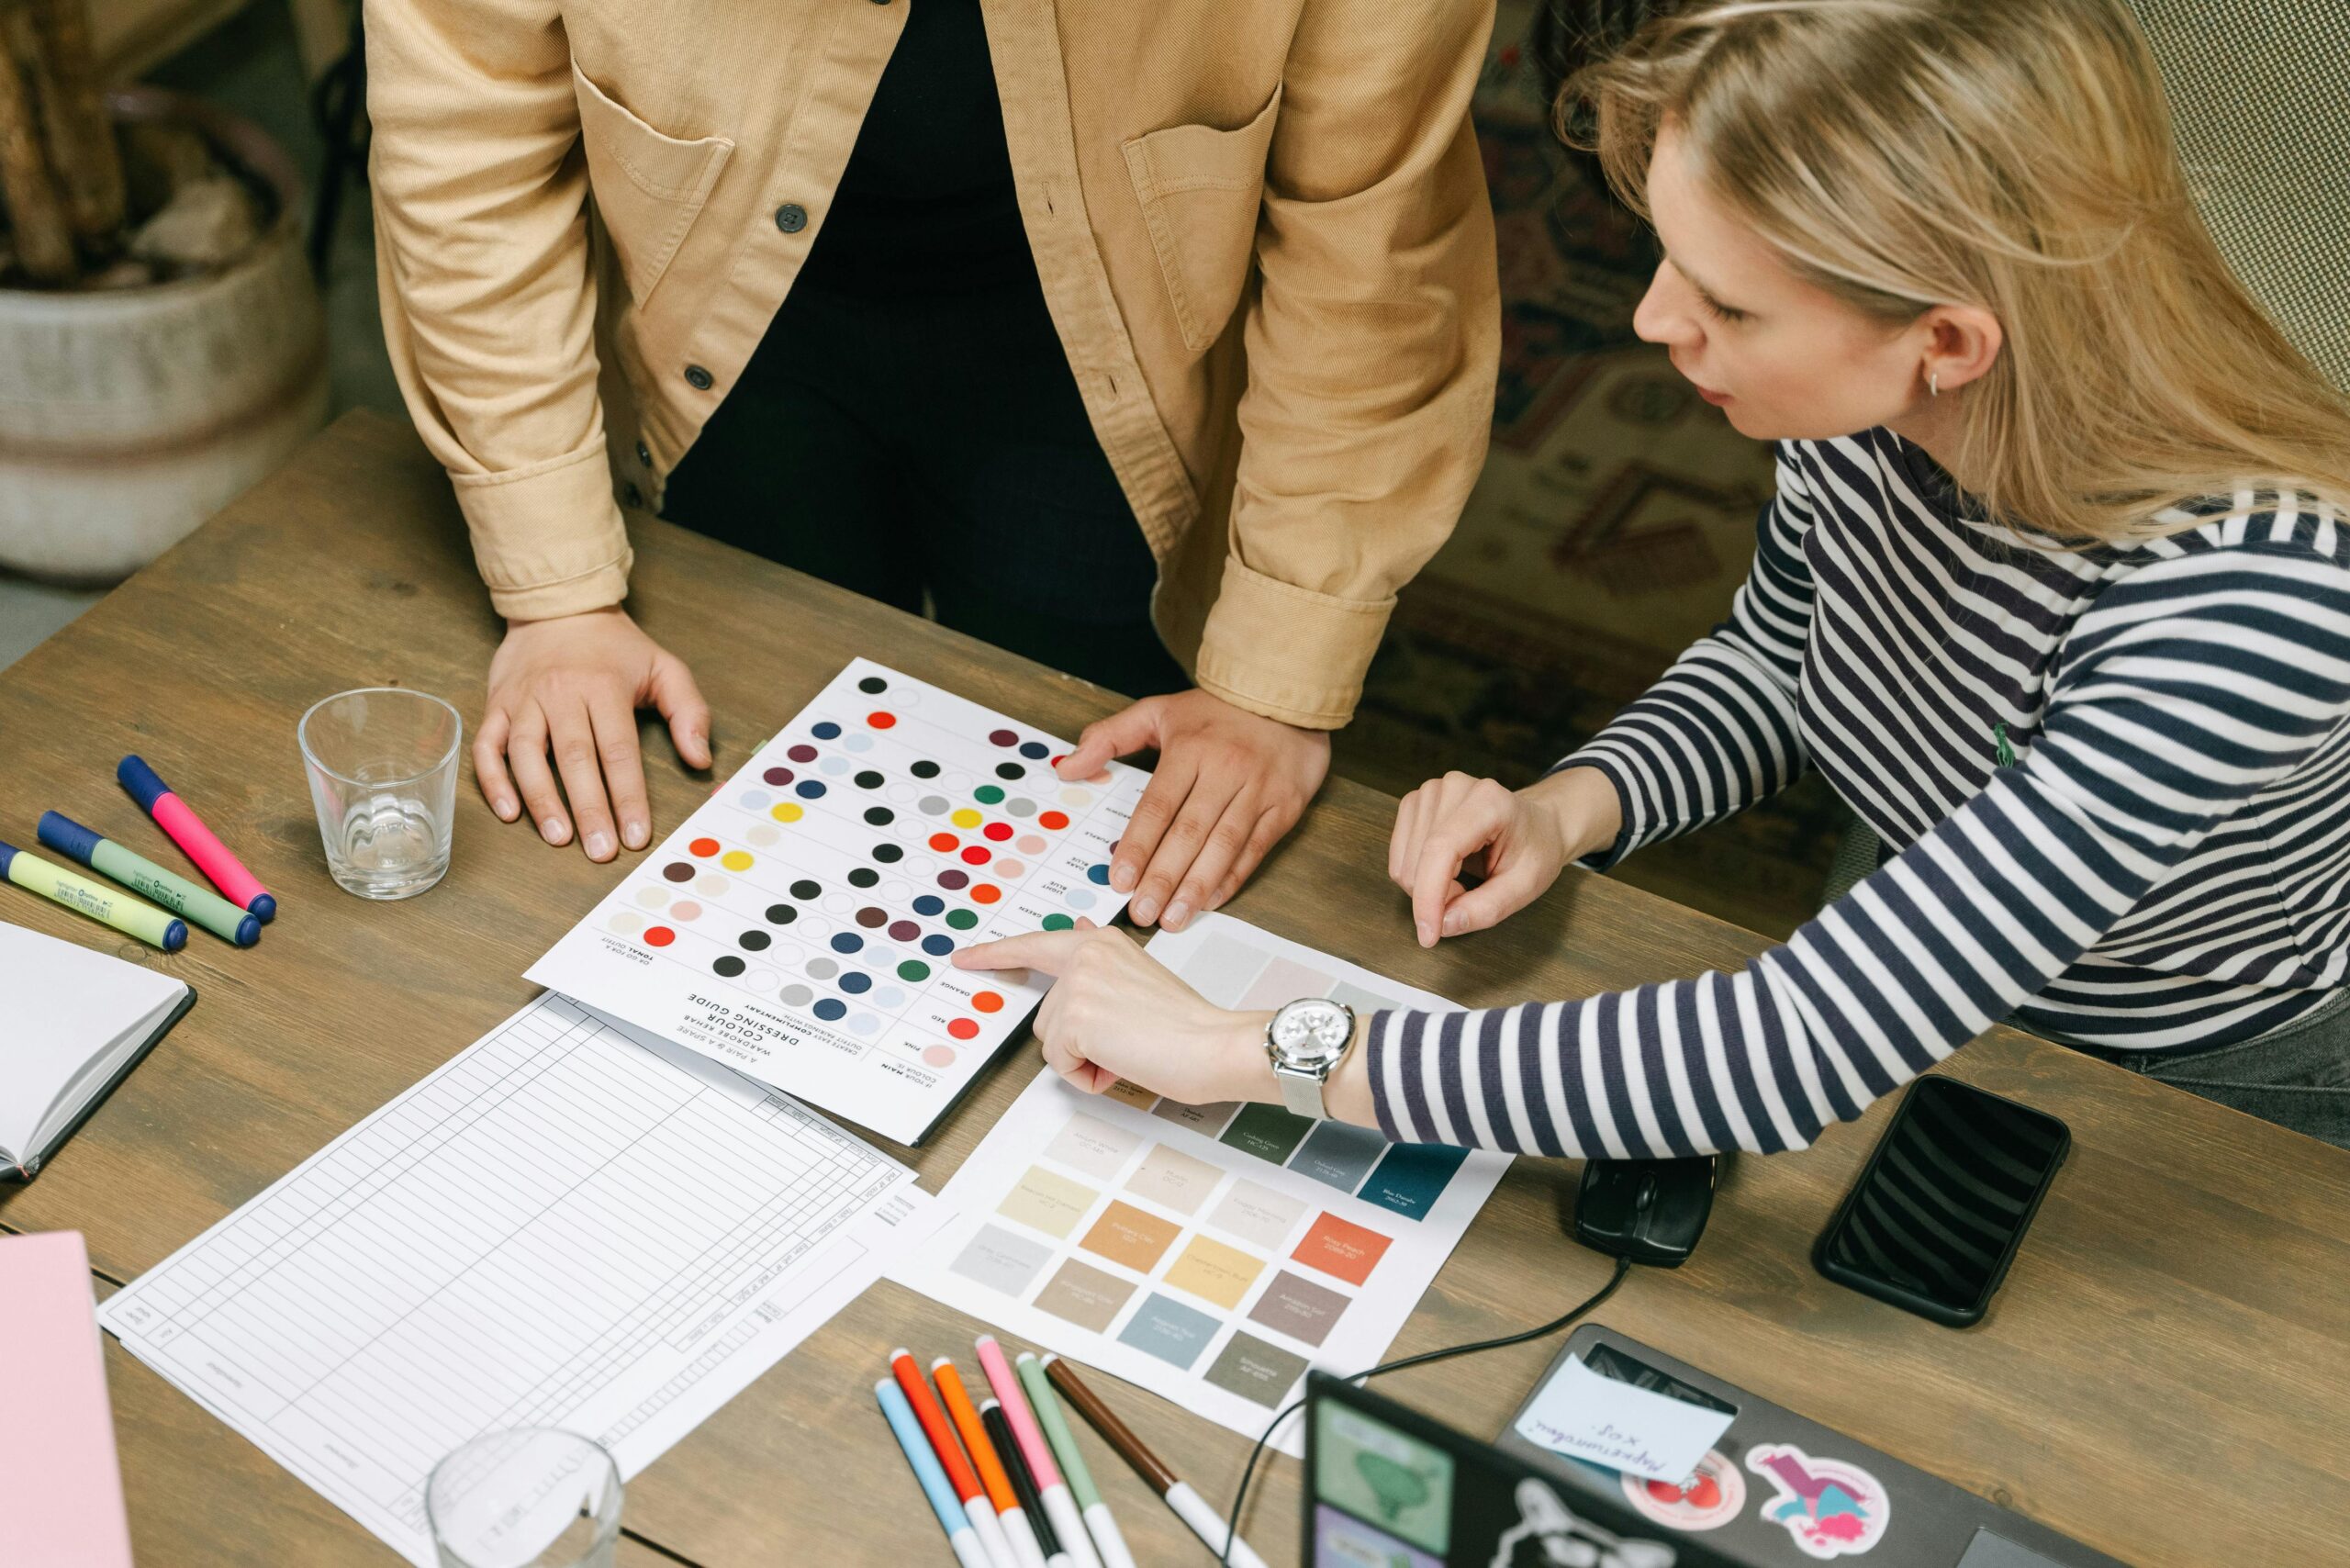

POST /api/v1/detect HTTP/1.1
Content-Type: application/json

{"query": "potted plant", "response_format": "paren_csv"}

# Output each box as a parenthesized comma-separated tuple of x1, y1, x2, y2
(0, 0, 326, 583)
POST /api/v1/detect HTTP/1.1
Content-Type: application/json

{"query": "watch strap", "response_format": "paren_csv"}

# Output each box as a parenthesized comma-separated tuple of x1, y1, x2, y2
(1275, 1065, 1326, 1121)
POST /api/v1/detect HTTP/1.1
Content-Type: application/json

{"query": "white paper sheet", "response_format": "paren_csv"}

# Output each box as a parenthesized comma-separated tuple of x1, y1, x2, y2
(891, 915, 1510, 1455)
(99, 993, 924, 1567)
(1512, 1352, 1738, 1484)
(527, 658, 1147, 1144)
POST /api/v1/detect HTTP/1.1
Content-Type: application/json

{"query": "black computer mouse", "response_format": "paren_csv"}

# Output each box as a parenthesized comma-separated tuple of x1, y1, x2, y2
(1569, 1155, 1720, 1268)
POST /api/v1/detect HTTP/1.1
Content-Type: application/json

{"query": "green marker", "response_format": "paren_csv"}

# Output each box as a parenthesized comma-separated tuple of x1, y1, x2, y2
(38, 812, 259, 946)
(0, 839, 185, 951)
(1017, 1351, 1135, 1568)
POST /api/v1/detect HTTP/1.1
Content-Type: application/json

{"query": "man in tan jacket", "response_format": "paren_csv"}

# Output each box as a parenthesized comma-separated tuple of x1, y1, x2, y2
(366, 0, 1499, 932)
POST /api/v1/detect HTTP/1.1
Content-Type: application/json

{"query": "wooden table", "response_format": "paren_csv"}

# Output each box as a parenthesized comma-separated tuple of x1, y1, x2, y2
(4, 411, 2346, 1566)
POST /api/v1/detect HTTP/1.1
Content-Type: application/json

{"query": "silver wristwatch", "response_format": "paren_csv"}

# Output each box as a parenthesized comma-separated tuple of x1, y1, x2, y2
(1265, 998, 1358, 1120)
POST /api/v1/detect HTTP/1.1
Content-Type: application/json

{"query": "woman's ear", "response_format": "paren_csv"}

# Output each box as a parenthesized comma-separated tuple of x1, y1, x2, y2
(1919, 304, 2003, 396)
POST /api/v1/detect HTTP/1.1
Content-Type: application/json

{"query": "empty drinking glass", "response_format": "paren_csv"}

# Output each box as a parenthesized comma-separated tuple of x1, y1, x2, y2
(298, 688, 461, 899)
(426, 1428, 622, 1568)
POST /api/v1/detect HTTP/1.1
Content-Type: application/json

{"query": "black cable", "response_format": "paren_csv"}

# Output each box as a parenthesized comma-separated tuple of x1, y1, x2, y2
(1218, 1252, 1635, 1564)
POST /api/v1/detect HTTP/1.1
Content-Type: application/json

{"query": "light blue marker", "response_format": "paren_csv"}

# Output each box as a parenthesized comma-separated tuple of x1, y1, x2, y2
(877, 1378, 992, 1568)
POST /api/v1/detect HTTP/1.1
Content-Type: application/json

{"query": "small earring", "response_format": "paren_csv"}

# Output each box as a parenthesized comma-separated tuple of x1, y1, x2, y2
(1929, 369, 1940, 398)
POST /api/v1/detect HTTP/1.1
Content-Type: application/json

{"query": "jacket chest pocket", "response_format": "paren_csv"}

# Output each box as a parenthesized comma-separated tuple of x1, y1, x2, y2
(1122, 85, 1281, 353)
(572, 62, 733, 307)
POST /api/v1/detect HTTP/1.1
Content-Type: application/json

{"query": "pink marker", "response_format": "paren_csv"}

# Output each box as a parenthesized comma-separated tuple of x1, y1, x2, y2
(978, 1338, 1102, 1568)
(118, 756, 275, 922)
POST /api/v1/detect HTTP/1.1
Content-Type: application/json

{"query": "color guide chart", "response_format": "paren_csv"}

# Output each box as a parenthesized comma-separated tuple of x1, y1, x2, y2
(528, 659, 1147, 1144)
(895, 915, 1509, 1452)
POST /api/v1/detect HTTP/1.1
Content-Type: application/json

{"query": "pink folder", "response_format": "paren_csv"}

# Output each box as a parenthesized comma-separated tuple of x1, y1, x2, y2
(0, 1230, 133, 1566)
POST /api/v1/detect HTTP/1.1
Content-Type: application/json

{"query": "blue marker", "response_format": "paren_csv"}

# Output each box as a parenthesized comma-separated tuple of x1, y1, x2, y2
(877, 1379, 992, 1568)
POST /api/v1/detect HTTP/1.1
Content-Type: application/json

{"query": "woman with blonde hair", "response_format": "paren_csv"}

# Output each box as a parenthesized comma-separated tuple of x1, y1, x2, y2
(957, 0, 2350, 1151)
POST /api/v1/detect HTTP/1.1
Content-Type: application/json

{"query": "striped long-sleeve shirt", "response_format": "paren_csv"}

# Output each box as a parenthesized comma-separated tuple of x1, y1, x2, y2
(1368, 430, 2350, 1158)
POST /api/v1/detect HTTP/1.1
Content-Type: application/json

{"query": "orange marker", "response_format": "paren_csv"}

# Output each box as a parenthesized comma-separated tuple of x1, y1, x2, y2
(934, 1357, 1049, 1568)
(891, 1349, 1017, 1568)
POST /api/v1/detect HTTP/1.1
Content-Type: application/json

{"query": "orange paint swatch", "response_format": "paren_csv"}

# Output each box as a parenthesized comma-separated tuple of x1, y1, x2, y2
(1078, 1201, 1181, 1273)
(1292, 1212, 1393, 1287)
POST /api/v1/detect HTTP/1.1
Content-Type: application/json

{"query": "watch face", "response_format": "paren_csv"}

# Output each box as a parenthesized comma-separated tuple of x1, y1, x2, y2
(1270, 999, 1352, 1067)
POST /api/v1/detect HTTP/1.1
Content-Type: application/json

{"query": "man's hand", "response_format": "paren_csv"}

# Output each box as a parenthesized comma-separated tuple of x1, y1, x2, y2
(475, 608, 712, 861)
(1057, 689, 1330, 931)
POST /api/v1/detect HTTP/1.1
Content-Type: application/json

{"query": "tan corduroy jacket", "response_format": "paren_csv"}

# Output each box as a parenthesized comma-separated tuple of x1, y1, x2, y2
(365, 0, 1499, 728)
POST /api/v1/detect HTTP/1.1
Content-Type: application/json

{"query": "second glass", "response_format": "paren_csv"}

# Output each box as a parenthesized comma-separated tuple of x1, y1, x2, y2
(297, 688, 461, 900)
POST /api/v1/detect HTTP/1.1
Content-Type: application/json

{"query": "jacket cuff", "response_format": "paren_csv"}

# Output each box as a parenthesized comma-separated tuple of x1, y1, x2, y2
(1192, 555, 1393, 730)
(449, 442, 635, 621)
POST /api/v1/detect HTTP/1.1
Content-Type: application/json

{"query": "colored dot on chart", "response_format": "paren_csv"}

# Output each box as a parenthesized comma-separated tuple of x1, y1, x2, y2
(763, 767, 794, 786)
(995, 860, 1025, 879)
(939, 869, 970, 890)
(713, 956, 746, 978)
(739, 930, 771, 951)
(791, 879, 822, 900)
(841, 971, 873, 994)
(721, 850, 754, 871)
(856, 906, 888, 928)
(670, 902, 702, 921)
(970, 884, 1002, 905)
(899, 959, 931, 981)
(918, 795, 951, 816)
(868, 711, 897, 729)
(989, 729, 1018, 747)
(873, 843, 904, 865)
(951, 808, 982, 829)
(922, 935, 956, 957)
(689, 837, 721, 857)
(983, 822, 1013, 842)
(912, 760, 941, 779)
(796, 780, 827, 799)
(1066, 889, 1097, 912)
(947, 1018, 980, 1040)
(814, 999, 847, 1022)
(913, 895, 946, 915)
(1006, 798, 1036, 819)
(807, 957, 838, 980)
(1042, 913, 1073, 931)
(864, 806, 894, 826)
(662, 861, 695, 882)
(848, 868, 879, 889)
(889, 919, 921, 941)
(930, 833, 958, 852)
(961, 846, 991, 866)
(858, 676, 889, 695)
(1016, 834, 1046, 856)
(946, 909, 979, 931)
(788, 745, 818, 763)
(644, 926, 677, 946)
(771, 802, 804, 823)
(812, 722, 842, 740)
(973, 991, 1005, 1014)
(1019, 742, 1050, 760)
(996, 763, 1025, 780)
(766, 904, 798, 924)
(634, 886, 669, 909)
(832, 933, 864, 954)
(1039, 811, 1070, 831)
(855, 770, 884, 789)
(974, 784, 1005, 805)
(781, 984, 813, 1006)
(923, 1045, 957, 1067)
(1086, 864, 1111, 885)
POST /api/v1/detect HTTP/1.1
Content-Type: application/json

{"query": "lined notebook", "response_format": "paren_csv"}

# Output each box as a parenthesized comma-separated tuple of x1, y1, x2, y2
(0, 920, 194, 1179)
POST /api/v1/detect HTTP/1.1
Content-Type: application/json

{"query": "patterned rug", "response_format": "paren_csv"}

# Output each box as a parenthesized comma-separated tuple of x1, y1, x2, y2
(1330, 10, 1847, 940)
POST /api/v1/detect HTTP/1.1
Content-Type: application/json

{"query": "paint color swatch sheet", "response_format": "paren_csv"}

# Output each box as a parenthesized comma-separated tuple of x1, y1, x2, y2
(895, 915, 1510, 1453)
(529, 659, 1147, 1144)
(99, 993, 926, 1567)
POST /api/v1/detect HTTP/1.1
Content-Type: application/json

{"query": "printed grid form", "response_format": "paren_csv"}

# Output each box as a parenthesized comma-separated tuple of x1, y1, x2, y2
(102, 995, 901, 1531)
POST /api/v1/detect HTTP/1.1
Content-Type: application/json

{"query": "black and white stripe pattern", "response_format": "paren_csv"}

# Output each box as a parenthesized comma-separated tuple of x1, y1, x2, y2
(1370, 430, 2350, 1157)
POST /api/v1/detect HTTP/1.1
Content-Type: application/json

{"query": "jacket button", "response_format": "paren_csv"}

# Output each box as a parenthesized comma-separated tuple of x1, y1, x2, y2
(685, 364, 714, 391)
(774, 203, 808, 234)
(635, 440, 652, 467)
(622, 482, 644, 508)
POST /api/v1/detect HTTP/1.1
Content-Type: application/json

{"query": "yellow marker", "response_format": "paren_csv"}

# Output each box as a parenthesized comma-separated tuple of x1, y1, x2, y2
(0, 839, 186, 951)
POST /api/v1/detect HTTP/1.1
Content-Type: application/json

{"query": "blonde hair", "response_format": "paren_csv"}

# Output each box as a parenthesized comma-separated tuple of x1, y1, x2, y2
(1567, 0, 2350, 542)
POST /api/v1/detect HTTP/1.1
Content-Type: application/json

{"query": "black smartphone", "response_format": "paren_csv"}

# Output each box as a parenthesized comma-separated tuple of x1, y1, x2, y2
(1814, 1075, 2069, 1327)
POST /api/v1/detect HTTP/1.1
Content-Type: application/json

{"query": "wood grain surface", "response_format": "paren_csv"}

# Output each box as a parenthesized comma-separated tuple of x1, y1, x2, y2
(3, 412, 2344, 1566)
